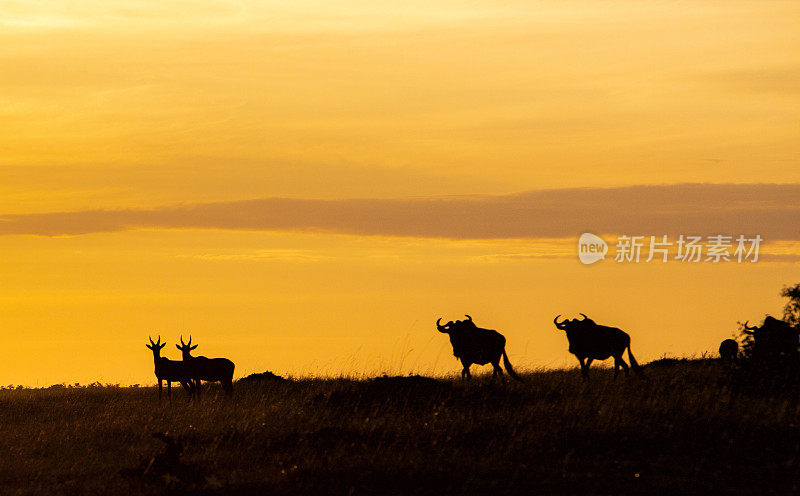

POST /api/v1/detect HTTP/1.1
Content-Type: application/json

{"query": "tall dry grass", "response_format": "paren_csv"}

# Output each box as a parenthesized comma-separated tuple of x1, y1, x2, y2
(0, 360, 798, 495)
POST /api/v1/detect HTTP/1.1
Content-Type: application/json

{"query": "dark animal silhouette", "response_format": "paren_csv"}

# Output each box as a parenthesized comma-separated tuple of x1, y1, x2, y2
(742, 316, 799, 359)
(145, 336, 194, 402)
(141, 432, 183, 478)
(554, 313, 643, 380)
(436, 314, 522, 381)
(176, 336, 235, 399)
(121, 432, 203, 486)
(719, 339, 739, 361)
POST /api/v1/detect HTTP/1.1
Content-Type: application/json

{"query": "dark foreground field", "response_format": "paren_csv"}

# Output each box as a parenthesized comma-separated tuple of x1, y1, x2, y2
(2, 361, 800, 495)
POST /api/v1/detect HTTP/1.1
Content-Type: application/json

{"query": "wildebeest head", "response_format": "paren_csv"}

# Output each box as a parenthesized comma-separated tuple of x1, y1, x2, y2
(743, 316, 796, 337)
(436, 314, 493, 361)
(437, 314, 475, 334)
(436, 318, 455, 333)
(553, 313, 595, 332)
(743, 316, 792, 332)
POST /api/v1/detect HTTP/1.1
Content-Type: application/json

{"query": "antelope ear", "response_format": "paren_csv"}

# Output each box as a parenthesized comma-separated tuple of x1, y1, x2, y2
(190, 344, 198, 350)
(176, 344, 182, 350)
(158, 342, 166, 350)
(146, 344, 152, 350)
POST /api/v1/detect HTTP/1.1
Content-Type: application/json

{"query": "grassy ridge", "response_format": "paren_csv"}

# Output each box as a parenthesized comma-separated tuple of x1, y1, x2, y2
(1, 361, 799, 495)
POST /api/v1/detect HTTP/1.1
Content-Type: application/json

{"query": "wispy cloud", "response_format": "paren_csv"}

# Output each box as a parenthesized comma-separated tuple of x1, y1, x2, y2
(703, 65, 800, 95)
(184, 249, 331, 262)
(1, 183, 799, 240)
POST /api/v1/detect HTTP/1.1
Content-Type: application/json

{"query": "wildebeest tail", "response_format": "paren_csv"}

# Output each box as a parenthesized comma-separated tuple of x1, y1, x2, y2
(502, 349, 523, 382)
(627, 346, 644, 377)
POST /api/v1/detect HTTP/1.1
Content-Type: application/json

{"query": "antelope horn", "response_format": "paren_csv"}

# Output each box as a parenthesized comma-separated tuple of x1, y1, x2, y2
(149, 336, 156, 346)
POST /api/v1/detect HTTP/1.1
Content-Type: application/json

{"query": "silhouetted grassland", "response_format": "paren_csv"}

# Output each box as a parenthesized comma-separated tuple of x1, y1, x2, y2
(1, 361, 799, 495)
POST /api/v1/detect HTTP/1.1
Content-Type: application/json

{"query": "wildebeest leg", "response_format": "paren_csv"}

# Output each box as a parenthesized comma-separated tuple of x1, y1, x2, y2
(577, 357, 589, 381)
(584, 358, 594, 381)
(222, 378, 234, 397)
(492, 361, 505, 383)
(460, 359, 473, 381)
(618, 357, 630, 377)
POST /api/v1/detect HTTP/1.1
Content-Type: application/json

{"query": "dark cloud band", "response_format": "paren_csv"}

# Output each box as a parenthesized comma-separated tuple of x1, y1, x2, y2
(1, 183, 798, 240)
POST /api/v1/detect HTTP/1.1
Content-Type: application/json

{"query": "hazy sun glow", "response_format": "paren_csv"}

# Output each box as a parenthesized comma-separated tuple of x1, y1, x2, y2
(1, 0, 798, 385)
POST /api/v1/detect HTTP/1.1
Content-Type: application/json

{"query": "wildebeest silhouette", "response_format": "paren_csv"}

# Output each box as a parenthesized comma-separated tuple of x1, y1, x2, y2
(145, 336, 194, 402)
(553, 313, 643, 380)
(436, 314, 522, 381)
(742, 316, 799, 359)
(719, 339, 739, 361)
(176, 336, 235, 399)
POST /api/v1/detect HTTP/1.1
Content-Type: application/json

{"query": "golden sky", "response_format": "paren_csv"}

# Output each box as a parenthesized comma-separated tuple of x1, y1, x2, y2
(1, 0, 799, 385)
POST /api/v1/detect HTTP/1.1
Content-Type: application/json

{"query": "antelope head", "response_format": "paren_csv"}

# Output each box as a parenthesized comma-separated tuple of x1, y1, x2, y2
(176, 335, 198, 359)
(146, 335, 166, 356)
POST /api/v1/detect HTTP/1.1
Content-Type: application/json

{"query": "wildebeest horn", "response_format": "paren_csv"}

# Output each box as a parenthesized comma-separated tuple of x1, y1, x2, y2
(464, 314, 472, 322)
(580, 313, 589, 320)
(554, 315, 567, 330)
(743, 320, 758, 331)
(436, 318, 447, 333)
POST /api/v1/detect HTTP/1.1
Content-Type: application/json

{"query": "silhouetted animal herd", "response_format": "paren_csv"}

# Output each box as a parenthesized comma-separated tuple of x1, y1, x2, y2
(147, 312, 800, 400)
(146, 335, 234, 402)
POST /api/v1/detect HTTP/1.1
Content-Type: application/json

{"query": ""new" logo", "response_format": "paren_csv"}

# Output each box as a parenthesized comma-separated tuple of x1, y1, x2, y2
(578, 233, 608, 265)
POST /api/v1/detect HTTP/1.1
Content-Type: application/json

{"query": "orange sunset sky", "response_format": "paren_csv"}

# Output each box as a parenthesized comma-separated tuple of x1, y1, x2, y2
(1, 0, 799, 385)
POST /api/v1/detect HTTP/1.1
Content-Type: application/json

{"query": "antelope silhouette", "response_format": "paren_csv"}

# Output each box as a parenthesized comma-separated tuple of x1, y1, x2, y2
(145, 336, 194, 402)
(176, 336, 235, 399)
